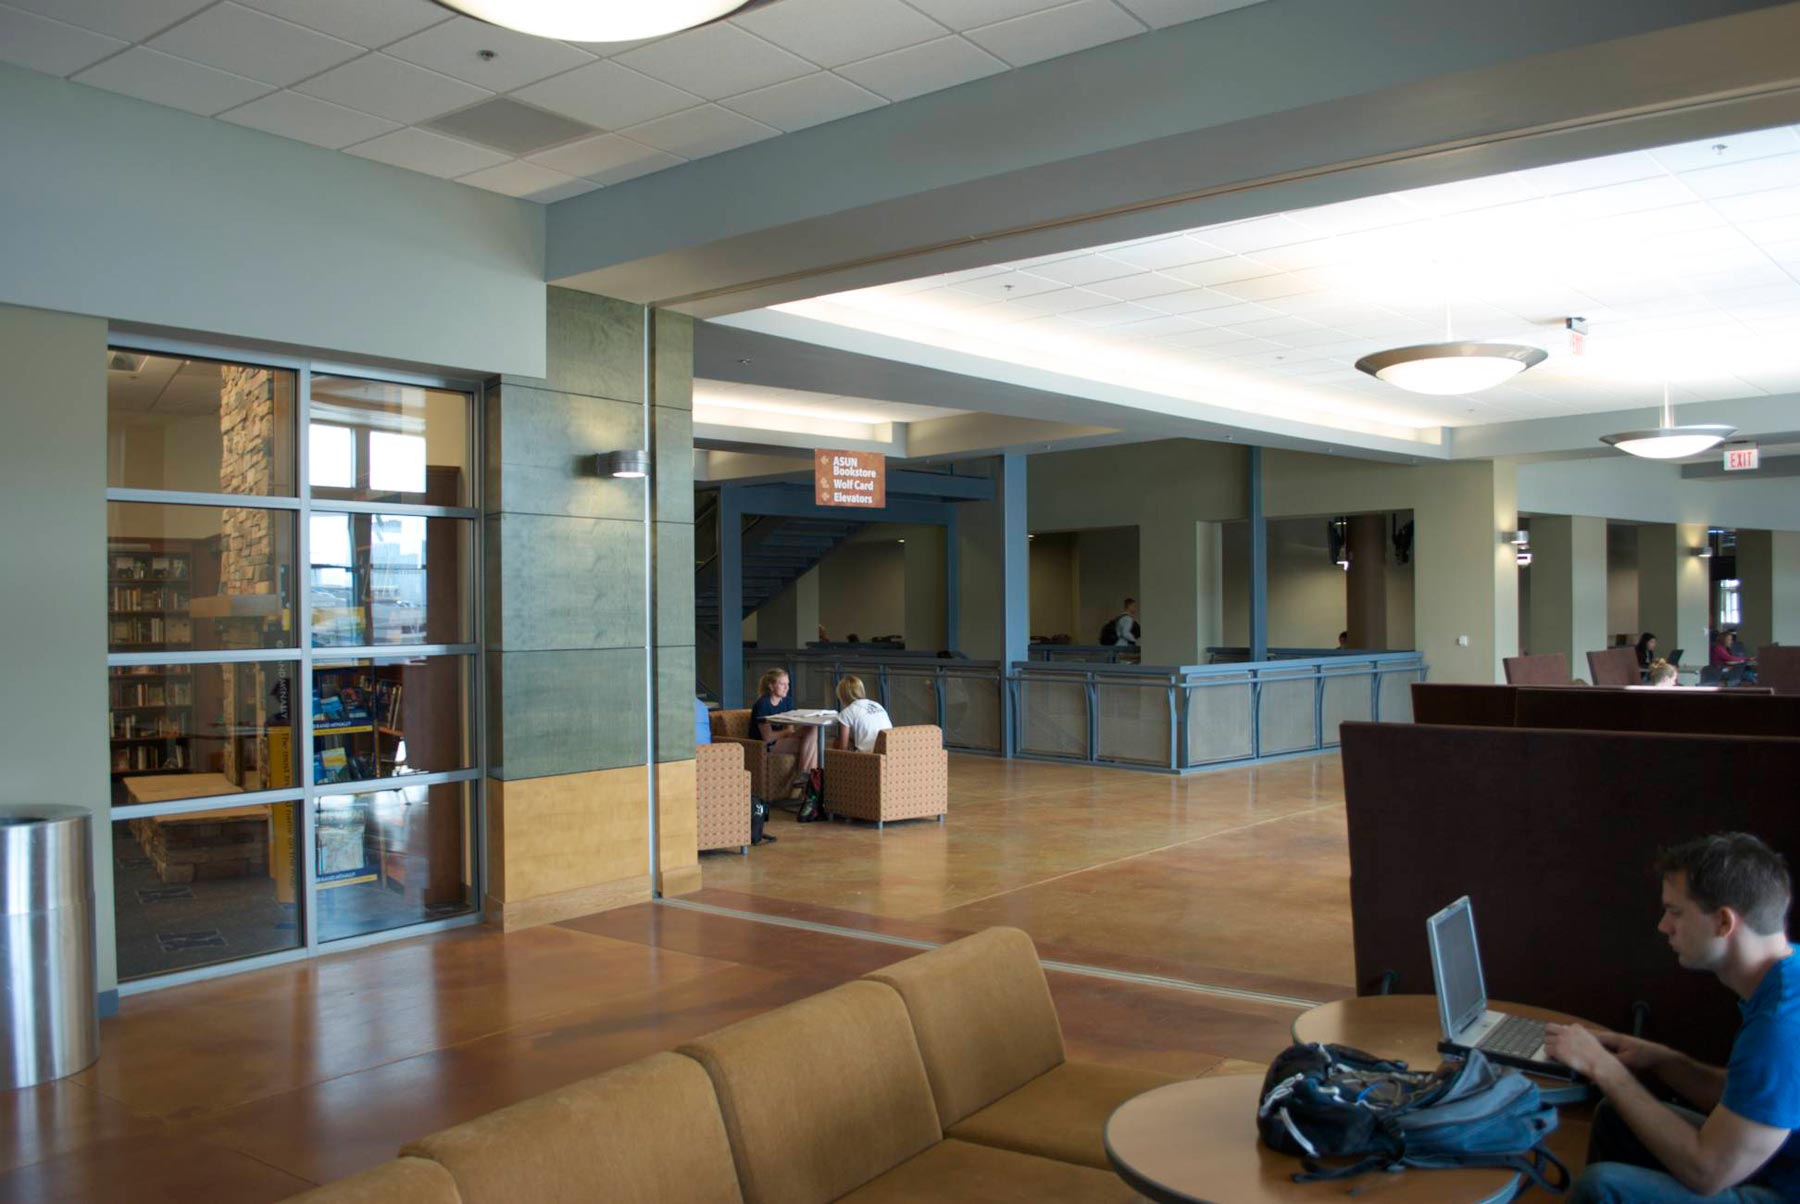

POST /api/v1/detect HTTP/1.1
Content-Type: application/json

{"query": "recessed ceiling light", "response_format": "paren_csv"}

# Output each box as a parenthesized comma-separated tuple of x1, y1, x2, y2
(435, 1, 752, 42)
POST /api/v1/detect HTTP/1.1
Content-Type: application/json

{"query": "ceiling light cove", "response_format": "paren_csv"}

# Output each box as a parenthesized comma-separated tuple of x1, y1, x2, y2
(1354, 341, 1548, 396)
(437, 1, 751, 42)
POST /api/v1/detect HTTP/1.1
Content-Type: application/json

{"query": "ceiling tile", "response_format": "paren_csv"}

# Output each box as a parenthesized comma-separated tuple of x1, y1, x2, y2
(615, 24, 814, 101)
(1210, 273, 1323, 303)
(1389, 172, 1541, 216)
(148, 2, 362, 88)
(1649, 126, 1799, 173)
(1064, 301, 1161, 326)
(964, 0, 1144, 68)
(719, 71, 886, 133)
(1005, 287, 1114, 314)
(343, 127, 509, 178)
(1679, 152, 1800, 200)
(1162, 256, 1277, 288)
(1084, 272, 1191, 301)
(835, 35, 1006, 102)
(526, 132, 685, 184)
(1115, 0, 1267, 29)
(383, 16, 594, 91)
(947, 270, 1064, 299)
(218, 88, 399, 148)
(1102, 235, 1230, 271)
(1289, 193, 1421, 234)
(619, 105, 780, 159)
(904, 0, 1075, 33)
(1518, 150, 1663, 196)
(295, 53, 491, 124)
(1022, 254, 1139, 286)
(1201, 214, 1315, 252)
(74, 45, 271, 115)
(1141, 288, 1241, 315)
(234, 0, 451, 48)
(735, 0, 947, 68)
(1110, 314, 1203, 338)
(0, 4, 127, 76)
(6, 0, 210, 41)
(457, 159, 597, 202)
(1550, 175, 1694, 220)
(512, 59, 701, 130)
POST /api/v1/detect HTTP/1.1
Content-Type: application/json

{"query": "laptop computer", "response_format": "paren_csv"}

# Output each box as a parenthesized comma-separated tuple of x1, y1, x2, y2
(1427, 896, 1580, 1080)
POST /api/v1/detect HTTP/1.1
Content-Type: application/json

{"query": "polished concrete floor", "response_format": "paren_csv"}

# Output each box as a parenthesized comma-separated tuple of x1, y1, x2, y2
(1, 752, 1387, 1201)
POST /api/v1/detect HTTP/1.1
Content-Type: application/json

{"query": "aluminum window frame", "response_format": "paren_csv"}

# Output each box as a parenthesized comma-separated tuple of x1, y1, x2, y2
(106, 335, 487, 992)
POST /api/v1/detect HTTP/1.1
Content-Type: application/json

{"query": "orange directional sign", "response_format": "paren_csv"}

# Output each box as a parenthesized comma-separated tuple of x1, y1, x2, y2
(815, 450, 886, 508)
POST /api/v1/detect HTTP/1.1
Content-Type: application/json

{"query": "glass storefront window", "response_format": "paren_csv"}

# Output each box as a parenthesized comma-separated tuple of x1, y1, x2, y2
(106, 352, 297, 496)
(109, 660, 300, 806)
(308, 376, 470, 506)
(110, 803, 302, 981)
(308, 514, 472, 647)
(108, 502, 296, 652)
(309, 656, 472, 783)
(313, 782, 475, 942)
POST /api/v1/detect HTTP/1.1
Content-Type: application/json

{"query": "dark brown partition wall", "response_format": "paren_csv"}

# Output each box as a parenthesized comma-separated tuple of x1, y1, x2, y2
(1760, 647, 1800, 696)
(1513, 687, 1796, 737)
(1410, 683, 1519, 727)
(1342, 721, 1800, 1064)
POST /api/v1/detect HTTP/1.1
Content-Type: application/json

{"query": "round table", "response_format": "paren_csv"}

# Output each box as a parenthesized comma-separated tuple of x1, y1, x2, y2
(1104, 1074, 1524, 1203)
(1290, 995, 1586, 1077)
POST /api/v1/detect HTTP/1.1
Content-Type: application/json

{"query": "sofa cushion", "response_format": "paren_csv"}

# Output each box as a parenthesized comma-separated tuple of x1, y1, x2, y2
(866, 927, 1065, 1128)
(402, 1052, 742, 1204)
(947, 1061, 1178, 1169)
(836, 1137, 1135, 1204)
(677, 979, 941, 1204)
(282, 1157, 462, 1204)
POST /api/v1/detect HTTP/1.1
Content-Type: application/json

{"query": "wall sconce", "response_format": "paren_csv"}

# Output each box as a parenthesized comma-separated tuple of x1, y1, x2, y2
(593, 450, 650, 479)
(1692, 546, 1714, 559)
(1501, 530, 1530, 546)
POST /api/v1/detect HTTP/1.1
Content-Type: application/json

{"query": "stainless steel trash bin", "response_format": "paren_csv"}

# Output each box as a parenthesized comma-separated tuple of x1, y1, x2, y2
(0, 804, 99, 1088)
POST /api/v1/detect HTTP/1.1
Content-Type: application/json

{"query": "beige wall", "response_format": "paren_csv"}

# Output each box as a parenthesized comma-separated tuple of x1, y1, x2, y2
(0, 304, 116, 993)
(1223, 516, 1415, 650)
(1607, 523, 1639, 640)
(819, 534, 907, 641)
(903, 526, 947, 651)
(1074, 527, 1138, 647)
(1523, 514, 1608, 671)
(1737, 530, 1800, 653)
(1028, 532, 1077, 639)
(1637, 523, 1711, 659)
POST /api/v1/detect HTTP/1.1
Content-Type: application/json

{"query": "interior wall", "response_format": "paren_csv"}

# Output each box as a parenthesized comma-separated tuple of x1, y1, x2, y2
(1608, 523, 1639, 640)
(1073, 527, 1139, 646)
(1266, 518, 1347, 648)
(0, 303, 115, 995)
(1, 63, 544, 377)
(819, 530, 908, 641)
(1028, 532, 1077, 639)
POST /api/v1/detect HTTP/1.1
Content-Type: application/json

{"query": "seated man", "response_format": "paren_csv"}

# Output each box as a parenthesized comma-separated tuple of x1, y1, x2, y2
(1545, 833, 1798, 1202)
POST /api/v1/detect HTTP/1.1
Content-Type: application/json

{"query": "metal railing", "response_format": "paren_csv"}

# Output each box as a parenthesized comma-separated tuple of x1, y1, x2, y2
(1028, 643, 1142, 664)
(728, 649, 1426, 771)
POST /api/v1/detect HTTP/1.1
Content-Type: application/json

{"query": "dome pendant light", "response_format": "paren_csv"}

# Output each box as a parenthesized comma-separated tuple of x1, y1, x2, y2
(436, 1, 753, 42)
(1599, 382, 1736, 461)
(1355, 294, 1547, 396)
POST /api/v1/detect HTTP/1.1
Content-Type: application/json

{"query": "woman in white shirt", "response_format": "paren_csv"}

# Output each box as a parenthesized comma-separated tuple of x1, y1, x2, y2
(834, 674, 893, 752)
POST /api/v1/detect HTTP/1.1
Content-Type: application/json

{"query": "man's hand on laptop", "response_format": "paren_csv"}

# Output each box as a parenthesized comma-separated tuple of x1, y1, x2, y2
(1546, 1024, 1668, 1081)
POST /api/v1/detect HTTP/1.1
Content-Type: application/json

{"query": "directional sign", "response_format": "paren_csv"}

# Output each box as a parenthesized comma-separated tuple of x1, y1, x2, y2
(815, 450, 886, 508)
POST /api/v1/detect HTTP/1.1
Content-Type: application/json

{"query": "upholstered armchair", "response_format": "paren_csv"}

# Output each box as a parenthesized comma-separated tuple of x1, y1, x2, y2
(823, 726, 948, 827)
(709, 709, 796, 802)
(696, 743, 752, 854)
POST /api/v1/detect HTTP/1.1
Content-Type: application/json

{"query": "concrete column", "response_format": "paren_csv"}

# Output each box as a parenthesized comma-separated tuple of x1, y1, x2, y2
(1636, 523, 1710, 659)
(955, 456, 1028, 665)
(1412, 460, 1519, 683)
(1139, 515, 1223, 665)
(486, 288, 698, 929)
(1345, 513, 1387, 648)
(903, 526, 947, 651)
(1525, 514, 1607, 673)
(1736, 530, 1800, 653)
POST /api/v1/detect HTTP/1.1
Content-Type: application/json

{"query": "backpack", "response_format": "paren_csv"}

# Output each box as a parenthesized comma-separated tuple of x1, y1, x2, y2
(1098, 617, 1119, 646)
(1257, 1043, 1569, 1192)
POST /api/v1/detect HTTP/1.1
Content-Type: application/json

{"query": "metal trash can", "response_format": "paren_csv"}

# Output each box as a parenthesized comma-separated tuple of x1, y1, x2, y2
(0, 804, 99, 1088)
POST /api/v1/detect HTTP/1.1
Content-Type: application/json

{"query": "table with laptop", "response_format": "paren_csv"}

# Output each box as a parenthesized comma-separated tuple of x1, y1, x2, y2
(1105, 896, 1595, 1202)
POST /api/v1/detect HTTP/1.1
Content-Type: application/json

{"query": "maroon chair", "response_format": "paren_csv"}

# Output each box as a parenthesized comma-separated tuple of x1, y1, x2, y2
(1586, 646, 1641, 687)
(1502, 653, 1568, 685)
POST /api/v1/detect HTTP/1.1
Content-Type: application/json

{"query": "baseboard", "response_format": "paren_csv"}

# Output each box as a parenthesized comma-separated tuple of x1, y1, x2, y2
(657, 864, 704, 897)
(97, 989, 119, 1019)
(484, 875, 653, 931)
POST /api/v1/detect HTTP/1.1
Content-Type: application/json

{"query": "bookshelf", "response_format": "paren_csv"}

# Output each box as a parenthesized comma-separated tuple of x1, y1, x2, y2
(108, 548, 193, 649)
(109, 666, 193, 774)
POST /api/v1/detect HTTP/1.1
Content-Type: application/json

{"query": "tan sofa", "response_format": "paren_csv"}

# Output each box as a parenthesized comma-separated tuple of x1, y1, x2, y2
(283, 927, 1175, 1203)
(824, 725, 948, 826)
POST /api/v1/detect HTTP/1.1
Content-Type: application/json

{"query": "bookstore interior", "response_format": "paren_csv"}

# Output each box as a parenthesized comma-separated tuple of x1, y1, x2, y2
(106, 349, 481, 983)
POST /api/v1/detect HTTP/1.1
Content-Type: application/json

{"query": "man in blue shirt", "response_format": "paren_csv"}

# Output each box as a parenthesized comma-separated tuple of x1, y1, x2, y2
(1546, 833, 1798, 1202)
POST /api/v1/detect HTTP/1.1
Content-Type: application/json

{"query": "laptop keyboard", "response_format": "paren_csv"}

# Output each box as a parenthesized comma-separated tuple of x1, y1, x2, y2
(1479, 1013, 1547, 1058)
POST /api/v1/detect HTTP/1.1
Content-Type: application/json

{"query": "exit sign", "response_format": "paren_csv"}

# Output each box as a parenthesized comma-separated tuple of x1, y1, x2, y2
(1725, 446, 1760, 472)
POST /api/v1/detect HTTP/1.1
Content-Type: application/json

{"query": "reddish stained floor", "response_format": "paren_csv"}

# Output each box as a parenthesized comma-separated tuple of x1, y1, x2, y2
(0, 753, 1356, 1200)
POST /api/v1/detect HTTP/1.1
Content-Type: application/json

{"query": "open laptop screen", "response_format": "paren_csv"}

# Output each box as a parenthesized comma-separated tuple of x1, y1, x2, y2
(1428, 897, 1488, 1038)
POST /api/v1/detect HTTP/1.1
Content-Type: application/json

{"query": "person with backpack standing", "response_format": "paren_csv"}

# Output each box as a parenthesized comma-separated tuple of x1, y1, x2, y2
(1543, 833, 1798, 1203)
(1101, 598, 1140, 647)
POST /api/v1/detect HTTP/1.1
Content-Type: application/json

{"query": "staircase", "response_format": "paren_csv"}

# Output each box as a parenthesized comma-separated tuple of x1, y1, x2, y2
(694, 501, 867, 697)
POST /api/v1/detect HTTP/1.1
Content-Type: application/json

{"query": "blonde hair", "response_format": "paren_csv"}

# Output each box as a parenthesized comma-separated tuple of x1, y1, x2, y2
(758, 668, 788, 698)
(1647, 658, 1678, 686)
(835, 675, 867, 706)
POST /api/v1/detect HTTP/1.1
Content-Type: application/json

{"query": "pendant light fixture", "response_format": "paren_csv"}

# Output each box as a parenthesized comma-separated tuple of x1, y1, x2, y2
(1599, 382, 1736, 460)
(1355, 297, 1546, 396)
(435, 1, 752, 42)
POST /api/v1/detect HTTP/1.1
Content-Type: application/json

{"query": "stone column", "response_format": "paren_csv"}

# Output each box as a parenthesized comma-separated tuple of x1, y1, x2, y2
(1636, 523, 1710, 660)
(1138, 516, 1222, 665)
(1524, 514, 1607, 674)
(484, 289, 696, 930)
(1735, 530, 1800, 653)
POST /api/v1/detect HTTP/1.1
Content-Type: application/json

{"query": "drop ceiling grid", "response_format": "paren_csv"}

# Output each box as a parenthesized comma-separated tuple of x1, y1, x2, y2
(4, 0, 1262, 201)
(807, 126, 1800, 426)
(696, 378, 967, 423)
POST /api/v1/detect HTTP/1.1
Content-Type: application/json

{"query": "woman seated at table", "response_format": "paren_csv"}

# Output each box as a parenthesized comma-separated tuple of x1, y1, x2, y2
(834, 674, 893, 752)
(1646, 657, 1678, 688)
(751, 668, 818, 797)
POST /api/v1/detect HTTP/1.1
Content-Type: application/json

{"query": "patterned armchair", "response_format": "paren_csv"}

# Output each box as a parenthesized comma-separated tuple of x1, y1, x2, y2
(709, 709, 795, 802)
(696, 743, 752, 854)
(823, 726, 948, 827)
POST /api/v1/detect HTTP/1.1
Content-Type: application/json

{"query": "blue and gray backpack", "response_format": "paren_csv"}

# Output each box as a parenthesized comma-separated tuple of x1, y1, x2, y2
(1257, 1042, 1570, 1192)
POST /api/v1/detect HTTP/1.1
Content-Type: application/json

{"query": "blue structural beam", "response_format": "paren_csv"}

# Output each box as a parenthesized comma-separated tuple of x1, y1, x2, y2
(732, 482, 963, 526)
(1000, 453, 1029, 753)
(1248, 446, 1268, 663)
(718, 484, 744, 706)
